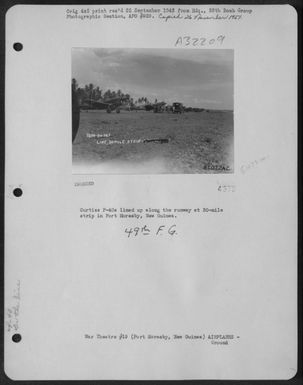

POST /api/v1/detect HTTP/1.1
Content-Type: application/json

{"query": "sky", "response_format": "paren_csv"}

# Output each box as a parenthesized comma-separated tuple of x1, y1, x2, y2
(72, 48, 233, 110)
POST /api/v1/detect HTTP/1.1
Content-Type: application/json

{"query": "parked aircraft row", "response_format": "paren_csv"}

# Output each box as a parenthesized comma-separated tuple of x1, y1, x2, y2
(80, 94, 208, 115)
(80, 97, 192, 114)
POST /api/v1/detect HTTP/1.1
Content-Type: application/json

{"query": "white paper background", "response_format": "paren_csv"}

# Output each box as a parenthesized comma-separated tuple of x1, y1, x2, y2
(5, 4, 297, 380)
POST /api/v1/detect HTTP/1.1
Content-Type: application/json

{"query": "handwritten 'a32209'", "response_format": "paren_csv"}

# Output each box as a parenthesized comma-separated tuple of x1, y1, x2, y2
(175, 35, 226, 47)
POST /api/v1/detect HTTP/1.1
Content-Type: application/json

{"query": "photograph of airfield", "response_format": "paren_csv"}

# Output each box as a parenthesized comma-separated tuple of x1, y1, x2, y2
(72, 48, 233, 174)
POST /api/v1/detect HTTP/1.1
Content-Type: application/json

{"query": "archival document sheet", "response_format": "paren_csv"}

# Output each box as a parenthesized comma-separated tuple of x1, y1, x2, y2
(5, 4, 297, 380)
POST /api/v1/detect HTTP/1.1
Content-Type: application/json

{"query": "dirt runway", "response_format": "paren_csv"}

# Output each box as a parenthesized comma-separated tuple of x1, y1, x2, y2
(72, 110, 233, 174)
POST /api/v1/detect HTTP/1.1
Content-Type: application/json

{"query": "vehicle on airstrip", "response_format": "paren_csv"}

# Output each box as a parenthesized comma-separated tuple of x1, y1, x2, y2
(172, 102, 184, 114)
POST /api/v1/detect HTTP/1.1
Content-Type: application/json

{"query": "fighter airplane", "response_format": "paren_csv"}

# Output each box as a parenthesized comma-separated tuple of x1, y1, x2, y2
(81, 96, 130, 113)
(151, 101, 166, 113)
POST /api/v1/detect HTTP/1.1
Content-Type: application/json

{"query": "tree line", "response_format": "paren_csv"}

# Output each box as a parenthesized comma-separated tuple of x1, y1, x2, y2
(72, 78, 151, 106)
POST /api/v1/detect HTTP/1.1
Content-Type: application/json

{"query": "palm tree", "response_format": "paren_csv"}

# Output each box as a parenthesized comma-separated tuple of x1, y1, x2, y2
(84, 84, 90, 99)
(72, 78, 78, 92)
(104, 89, 111, 100)
(95, 86, 102, 100)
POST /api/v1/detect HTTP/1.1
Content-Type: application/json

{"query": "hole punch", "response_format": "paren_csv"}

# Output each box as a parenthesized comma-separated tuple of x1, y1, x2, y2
(12, 333, 22, 343)
(13, 42, 23, 52)
(13, 188, 23, 197)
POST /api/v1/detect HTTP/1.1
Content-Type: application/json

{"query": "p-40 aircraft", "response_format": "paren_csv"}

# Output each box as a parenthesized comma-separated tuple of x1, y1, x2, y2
(152, 101, 166, 113)
(81, 96, 130, 113)
(131, 103, 147, 111)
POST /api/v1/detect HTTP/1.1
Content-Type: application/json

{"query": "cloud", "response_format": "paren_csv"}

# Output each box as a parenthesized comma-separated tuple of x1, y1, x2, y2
(72, 48, 233, 109)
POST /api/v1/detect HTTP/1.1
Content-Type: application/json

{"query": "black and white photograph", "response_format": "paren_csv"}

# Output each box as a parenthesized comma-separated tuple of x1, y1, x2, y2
(5, 4, 298, 381)
(72, 48, 234, 174)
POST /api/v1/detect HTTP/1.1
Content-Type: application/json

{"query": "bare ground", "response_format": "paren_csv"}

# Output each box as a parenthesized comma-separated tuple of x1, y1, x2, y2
(72, 110, 233, 174)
